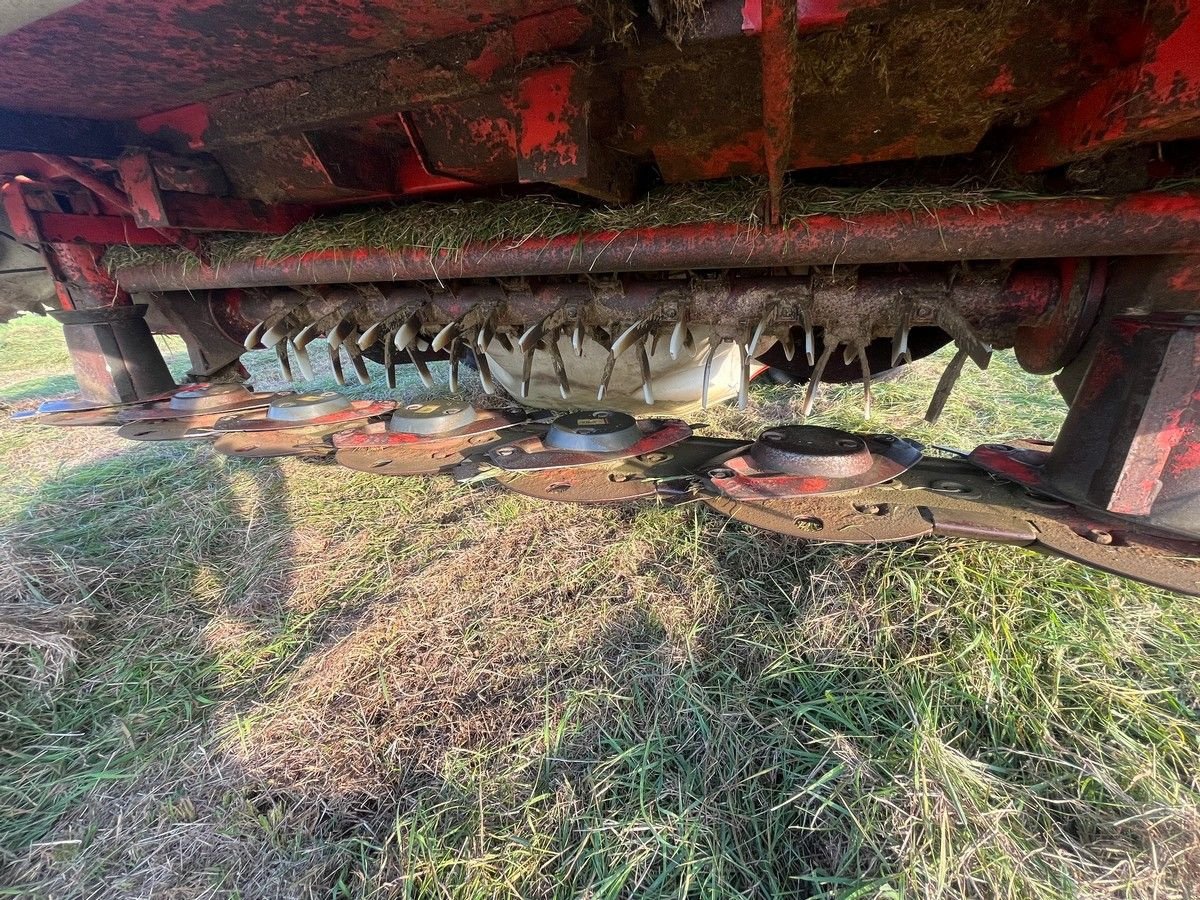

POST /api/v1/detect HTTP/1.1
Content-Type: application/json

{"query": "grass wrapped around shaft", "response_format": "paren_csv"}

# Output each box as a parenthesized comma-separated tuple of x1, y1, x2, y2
(102, 178, 1058, 274)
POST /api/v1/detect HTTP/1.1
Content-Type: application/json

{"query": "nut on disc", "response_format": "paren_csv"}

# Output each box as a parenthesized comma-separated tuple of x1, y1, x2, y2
(544, 410, 640, 453)
(265, 391, 352, 422)
(388, 400, 478, 436)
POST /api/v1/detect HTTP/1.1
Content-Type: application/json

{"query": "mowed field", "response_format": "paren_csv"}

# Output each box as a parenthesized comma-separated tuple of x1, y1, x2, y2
(0, 312, 1198, 899)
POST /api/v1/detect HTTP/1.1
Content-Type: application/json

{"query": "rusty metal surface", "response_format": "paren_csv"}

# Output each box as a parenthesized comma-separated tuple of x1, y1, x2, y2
(705, 427, 922, 501)
(335, 427, 537, 477)
(11, 407, 124, 427)
(333, 406, 535, 449)
(487, 435, 750, 504)
(486, 419, 692, 472)
(997, 314, 1200, 540)
(0, 0, 575, 119)
(702, 457, 1200, 595)
(212, 399, 395, 433)
(117, 418, 222, 441)
(1014, 259, 1108, 375)
(212, 426, 340, 458)
(116, 385, 290, 421)
(113, 192, 1200, 293)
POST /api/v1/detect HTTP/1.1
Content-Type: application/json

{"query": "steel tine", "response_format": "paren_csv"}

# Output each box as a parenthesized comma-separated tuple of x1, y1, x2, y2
(572, 315, 585, 357)
(842, 342, 857, 366)
(329, 318, 356, 352)
(328, 342, 346, 385)
(518, 319, 545, 354)
(407, 346, 435, 389)
(925, 344, 970, 424)
(244, 320, 267, 350)
(857, 344, 873, 418)
(395, 313, 421, 350)
(747, 309, 773, 358)
(781, 328, 796, 362)
(891, 313, 912, 366)
(446, 338, 460, 392)
(275, 341, 293, 382)
(611, 319, 648, 358)
(293, 322, 321, 350)
(701, 338, 720, 410)
(476, 350, 497, 395)
(737, 340, 750, 409)
(802, 343, 835, 417)
(477, 318, 494, 354)
(358, 320, 384, 350)
(669, 318, 687, 360)
(262, 317, 295, 349)
(520, 345, 535, 399)
(494, 330, 514, 353)
(639, 341, 654, 406)
(432, 319, 461, 353)
(345, 334, 372, 385)
(547, 331, 571, 399)
(649, 327, 661, 357)
(384, 334, 396, 389)
(801, 310, 816, 365)
(596, 350, 617, 402)
(291, 338, 314, 381)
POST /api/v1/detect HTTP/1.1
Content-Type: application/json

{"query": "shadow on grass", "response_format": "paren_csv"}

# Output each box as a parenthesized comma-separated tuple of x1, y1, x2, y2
(2, 440, 1197, 899)
(0, 373, 80, 406)
(0, 442, 297, 879)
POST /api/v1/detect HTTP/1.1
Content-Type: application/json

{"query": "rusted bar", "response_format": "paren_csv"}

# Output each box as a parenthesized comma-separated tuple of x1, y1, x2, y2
(116, 191, 1200, 293)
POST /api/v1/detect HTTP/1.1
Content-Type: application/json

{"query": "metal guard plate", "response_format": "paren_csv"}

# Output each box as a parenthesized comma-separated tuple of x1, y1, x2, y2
(702, 457, 1200, 596)
(485, 419, 693, 472)
(210, 400, 396, 433)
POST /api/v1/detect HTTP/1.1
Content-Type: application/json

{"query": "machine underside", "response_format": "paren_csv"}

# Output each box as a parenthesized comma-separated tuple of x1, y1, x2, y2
(2, 0, 1198, 594)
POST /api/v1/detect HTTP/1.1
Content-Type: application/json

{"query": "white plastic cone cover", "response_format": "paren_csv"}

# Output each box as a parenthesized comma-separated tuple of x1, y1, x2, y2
(483, 326, 771, 415)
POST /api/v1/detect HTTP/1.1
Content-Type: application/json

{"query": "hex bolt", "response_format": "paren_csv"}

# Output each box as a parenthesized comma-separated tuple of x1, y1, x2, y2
(854, 502, 887, 516)
(1086, 528, 1114, 545)
(709, 467, 734, 479)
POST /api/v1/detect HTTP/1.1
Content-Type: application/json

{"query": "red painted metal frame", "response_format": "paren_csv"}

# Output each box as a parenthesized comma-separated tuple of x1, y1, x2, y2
(1017, 1, 1200, 170)
(114, 190, 1200, 292)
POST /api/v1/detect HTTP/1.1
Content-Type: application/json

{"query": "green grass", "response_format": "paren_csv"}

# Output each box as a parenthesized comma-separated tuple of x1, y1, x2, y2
(1, 312, 1198, 898)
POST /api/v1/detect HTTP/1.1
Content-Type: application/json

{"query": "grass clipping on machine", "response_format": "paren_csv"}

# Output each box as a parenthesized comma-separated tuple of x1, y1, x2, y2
(102, 178, 1047, 274)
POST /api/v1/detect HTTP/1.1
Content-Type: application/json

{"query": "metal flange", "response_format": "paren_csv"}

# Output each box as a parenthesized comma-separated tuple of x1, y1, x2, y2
(209, 392, 395, 433)
(484, 413, 693, 472)
(335, 426, 542, 477)
(704, 425, 922, 501)
(117, 384, 291, 422)
(10, 382, 197, 425)
(213, 426, 343, 458)
(701, 457, 1200, 596)
(332, 404, 540, 450)
(482, 436, 751, 504)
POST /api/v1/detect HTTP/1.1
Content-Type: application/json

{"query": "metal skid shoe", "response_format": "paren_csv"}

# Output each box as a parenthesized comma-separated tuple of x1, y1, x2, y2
(115, 384, 294, 441)
(12, 382, 256, 428)
(698, 425, 1200, 597)
(469, 410, 737, 504)
(209, 392, 395, 458)
(334, 400, 546, 476)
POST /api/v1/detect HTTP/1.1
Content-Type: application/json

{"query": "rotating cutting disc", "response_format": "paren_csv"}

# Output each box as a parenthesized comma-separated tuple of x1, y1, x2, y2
(705, 425, 922, 501)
